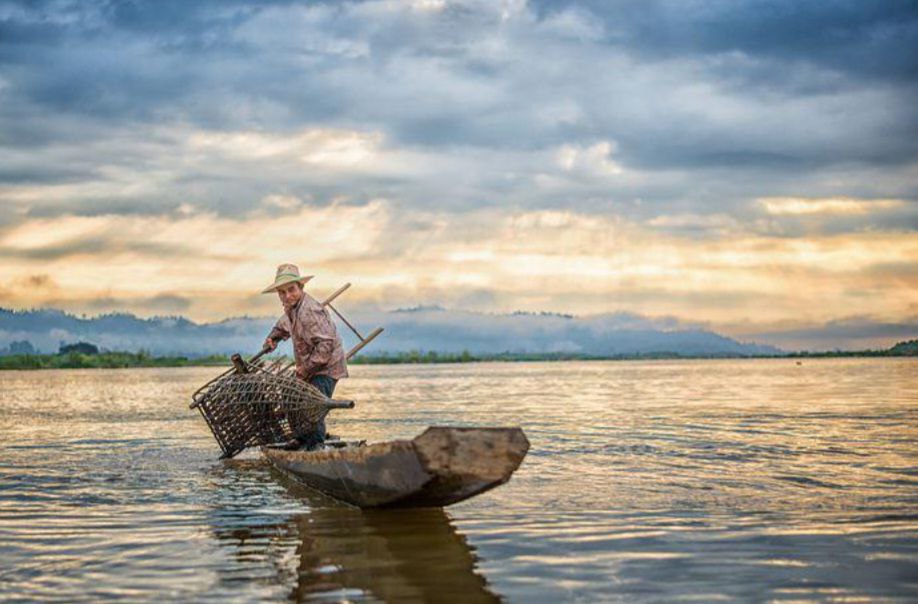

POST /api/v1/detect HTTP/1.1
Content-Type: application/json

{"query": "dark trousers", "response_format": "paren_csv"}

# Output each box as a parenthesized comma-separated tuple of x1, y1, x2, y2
(309, 375, 337, 398)
(308, 375, 337, 442)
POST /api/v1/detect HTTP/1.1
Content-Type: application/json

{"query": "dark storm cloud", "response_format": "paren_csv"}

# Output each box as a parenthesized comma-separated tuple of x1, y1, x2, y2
(0, 236, 192, 260)
(530, 0, 918, 81)
(0, 164, 89, 184)
(0, 0, 916, 222)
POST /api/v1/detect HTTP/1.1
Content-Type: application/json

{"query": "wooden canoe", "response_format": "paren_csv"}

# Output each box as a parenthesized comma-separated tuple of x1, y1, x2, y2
(262, 426, 529, 508)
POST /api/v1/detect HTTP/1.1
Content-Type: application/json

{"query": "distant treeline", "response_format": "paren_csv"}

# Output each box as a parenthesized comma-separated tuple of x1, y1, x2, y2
(348, 350, 739, 364)
(348, 343, 918, 364)
(0, 350, 230, 370)
(788, 338, 917, 358)
(0, 339, 914, 370)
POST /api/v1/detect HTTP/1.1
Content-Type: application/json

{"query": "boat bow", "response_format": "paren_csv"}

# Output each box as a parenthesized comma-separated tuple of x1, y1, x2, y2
(263, 427, 529, 508)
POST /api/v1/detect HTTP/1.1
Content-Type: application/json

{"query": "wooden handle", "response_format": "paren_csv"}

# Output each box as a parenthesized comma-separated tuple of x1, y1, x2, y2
(327, 302, 363, 340)
(231, 353, 249, 374)
(322, 282, 351, 306)
(227, 346, 272, 374)
(249, 347, 272, 363)
(326, 399, 356, 409)
(346, 327, 384, 360)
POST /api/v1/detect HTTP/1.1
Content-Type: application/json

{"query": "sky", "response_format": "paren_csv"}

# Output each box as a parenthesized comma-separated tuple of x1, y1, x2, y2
(1, 0, 916, 348)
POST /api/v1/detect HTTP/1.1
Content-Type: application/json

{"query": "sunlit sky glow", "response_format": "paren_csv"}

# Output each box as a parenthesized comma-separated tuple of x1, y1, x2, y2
(1, 0, 916, 347)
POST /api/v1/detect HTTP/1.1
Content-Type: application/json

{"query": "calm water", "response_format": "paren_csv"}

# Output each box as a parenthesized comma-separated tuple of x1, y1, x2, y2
(1, 359, 916, 602)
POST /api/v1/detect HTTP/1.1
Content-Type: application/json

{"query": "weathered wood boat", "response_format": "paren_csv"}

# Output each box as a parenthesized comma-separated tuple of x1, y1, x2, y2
(263, 426, 529, 508)
(192, 326, 529, 508)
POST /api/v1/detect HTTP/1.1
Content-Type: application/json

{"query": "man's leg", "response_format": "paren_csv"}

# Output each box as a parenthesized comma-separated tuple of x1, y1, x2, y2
(308, 375, 337, 398)
(308, 375, 337, 442)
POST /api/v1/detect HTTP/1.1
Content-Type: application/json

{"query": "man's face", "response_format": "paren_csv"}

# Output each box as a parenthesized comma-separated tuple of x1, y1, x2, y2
(276, 282, 304, 311)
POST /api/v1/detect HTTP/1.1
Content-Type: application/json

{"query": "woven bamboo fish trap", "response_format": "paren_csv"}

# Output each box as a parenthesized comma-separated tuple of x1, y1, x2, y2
(190, 354, 354, 459)
(191, 281, 382, 459)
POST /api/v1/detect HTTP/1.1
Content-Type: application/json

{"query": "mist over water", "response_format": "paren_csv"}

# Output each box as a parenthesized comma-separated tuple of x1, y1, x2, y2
(1, 359, 916, 602)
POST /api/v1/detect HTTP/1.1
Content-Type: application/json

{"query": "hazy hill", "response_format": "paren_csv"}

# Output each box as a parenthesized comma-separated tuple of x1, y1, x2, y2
(0, 307, 782, 358)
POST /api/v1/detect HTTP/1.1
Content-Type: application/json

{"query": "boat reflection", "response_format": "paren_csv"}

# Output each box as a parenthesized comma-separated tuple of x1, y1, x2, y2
(210, 461, 500, 602)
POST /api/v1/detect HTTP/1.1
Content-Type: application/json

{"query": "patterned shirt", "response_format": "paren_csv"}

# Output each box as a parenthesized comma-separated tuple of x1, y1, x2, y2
(268, 293, 348, 381)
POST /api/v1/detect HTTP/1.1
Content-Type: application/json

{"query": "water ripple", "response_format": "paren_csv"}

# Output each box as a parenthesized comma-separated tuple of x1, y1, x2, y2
(0, 359, 916, 602)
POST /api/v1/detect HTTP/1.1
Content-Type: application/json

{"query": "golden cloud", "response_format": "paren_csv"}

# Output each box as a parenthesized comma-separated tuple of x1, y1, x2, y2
(187, 127, 384, 167)
(1, 204, 915, 329)
(758, 197, 907, 216)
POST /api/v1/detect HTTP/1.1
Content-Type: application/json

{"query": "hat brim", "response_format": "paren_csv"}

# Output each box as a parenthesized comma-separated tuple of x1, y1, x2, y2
(261, 275, 313, 294)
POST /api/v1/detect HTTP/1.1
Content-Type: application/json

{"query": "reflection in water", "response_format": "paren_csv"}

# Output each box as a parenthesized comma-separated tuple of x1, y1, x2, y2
(209, 461, 499, 602)
(1, 360, 916, 602)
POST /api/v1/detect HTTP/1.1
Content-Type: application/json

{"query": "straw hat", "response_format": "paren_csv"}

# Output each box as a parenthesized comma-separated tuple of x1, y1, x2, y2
(261, 263, 314, 294)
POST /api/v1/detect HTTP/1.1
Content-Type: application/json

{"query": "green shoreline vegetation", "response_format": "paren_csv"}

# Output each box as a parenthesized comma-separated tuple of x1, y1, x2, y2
(0, 340, 915, 370)
(0, 350, 232, 370)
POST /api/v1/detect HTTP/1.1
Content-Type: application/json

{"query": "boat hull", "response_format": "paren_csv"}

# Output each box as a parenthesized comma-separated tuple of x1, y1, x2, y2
(262, 426, 529, 508)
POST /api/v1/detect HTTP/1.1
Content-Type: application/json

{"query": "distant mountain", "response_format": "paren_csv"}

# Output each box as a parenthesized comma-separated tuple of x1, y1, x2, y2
(0, 308, 274, 357)
(0, 307, 782, 358)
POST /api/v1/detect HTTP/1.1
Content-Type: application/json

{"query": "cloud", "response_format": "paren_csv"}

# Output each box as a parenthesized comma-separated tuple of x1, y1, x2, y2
(746, 196, 918, 238)
(46, 293, 194, 316)
(187, 127, 384, 167)
(2, 1, 916, 185)
(23, 274, 55, 289)
(556, 141, 622, 175)
(530, 1, 918, 82)
(744, 316, 918, 351)
(759, 197, 907, 216)
(0, 0, 915, 342)
(0, 203, 914, 340)
(645, 213, 742, 238)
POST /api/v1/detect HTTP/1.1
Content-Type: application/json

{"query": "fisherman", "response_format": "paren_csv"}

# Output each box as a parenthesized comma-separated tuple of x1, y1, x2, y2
(261, 263, 348, 446)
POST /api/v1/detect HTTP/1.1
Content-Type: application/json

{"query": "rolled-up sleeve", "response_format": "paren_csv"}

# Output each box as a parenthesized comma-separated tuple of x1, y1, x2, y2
(268, 314, 292, 343)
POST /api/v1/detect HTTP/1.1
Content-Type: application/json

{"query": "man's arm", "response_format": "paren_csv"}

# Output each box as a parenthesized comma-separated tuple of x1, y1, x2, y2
(264, 315, 291, 352)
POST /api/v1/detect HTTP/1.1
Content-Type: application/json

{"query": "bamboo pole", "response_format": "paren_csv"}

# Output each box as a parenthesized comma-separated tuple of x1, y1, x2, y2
(322, 282, 385, 360)
(248, 282, 385, 371)
(347, 327, 384, 359)
(327, 302, 364, 339)
(321, 282, 351, 307)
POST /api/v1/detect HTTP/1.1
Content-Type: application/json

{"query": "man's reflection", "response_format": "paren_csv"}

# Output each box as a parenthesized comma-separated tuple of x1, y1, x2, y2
(211, 461, 500, 602)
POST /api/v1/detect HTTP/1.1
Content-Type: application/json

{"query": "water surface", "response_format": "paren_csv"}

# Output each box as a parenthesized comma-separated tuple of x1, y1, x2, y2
(1, 359, 916, 601)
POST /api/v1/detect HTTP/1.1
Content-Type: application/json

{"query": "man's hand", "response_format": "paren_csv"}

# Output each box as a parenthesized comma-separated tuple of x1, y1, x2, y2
(263, 337, 277, 352)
